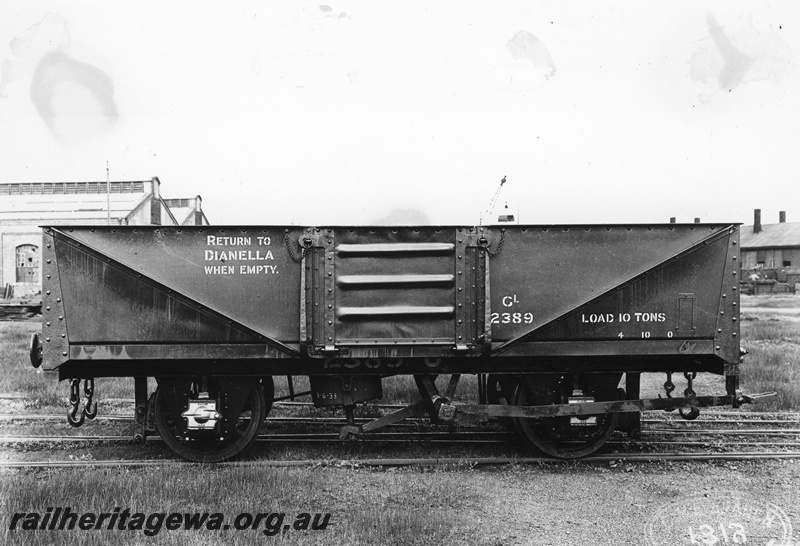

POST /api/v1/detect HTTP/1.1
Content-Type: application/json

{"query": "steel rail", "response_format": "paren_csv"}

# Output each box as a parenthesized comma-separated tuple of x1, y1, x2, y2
(609, 440, 800, 448)
(0, 413, 432, 426)
(4, 414, 800, 439)
(0, 414, 432, 425)
(3, 451, 800, 470)
(0, 434, 800, 448)
(0, 433, 512, 445)
(641, 419, 800, 425)
(644, 428, 800, 435)
(4, 430, 800, 448)
(4, 412, 798, 426)
(657, 410, 800, 418)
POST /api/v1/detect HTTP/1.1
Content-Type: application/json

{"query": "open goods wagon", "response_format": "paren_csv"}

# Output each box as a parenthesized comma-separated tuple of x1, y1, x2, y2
(29, 223, 774, 461)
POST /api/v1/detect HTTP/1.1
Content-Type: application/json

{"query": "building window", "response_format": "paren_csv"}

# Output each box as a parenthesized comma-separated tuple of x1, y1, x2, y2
(15, 244, 39, 283)
(784, 261, 792, 267)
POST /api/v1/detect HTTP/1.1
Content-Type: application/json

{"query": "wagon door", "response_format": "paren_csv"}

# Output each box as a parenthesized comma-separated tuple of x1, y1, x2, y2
(300, 227, 489, 358)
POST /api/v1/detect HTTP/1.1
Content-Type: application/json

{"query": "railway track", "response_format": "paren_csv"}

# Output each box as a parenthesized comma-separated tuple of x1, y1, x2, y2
(3, 430, 800, 468)
(0, 412, 800, 426)
(3, 416, 800, 448)
(3, 409, 800, 435)
(2, 431, 800, 450)
(2, 451, 800, 470)
(4, 405, 800, 466)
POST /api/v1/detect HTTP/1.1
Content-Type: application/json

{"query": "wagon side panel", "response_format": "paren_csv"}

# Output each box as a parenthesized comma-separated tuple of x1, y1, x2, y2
(487, 224, 740, 369)
(40, 226, 303, 370)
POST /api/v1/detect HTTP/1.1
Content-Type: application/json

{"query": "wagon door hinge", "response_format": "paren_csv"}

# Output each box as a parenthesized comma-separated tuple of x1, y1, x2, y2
(317, 345, 347, 357)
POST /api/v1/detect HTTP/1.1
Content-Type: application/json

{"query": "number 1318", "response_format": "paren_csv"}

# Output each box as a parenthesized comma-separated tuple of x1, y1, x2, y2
(688, 523, 746, 544)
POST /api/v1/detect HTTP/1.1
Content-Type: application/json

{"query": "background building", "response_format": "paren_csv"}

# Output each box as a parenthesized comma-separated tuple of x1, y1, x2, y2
(740, 209, 800, 293)
(0, 177, 208, 300)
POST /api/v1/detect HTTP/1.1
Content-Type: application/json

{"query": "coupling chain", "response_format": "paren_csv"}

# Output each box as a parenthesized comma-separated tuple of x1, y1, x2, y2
(663, 372, 675, 398)
(284, 231, 312, 263)
(84, 378, 98, 420)
(481, 229, 506, 257)
(662, 372, 676, 412)
(67, 378, 98, 427)
(683, 371, 697, 398)
(680, 371, 700, 420)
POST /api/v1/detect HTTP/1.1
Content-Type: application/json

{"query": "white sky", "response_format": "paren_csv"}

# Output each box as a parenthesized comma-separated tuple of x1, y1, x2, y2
(0, 2, 797, 226)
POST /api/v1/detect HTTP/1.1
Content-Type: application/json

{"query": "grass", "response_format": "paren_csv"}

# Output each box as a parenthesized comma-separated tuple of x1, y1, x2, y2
(0, 465, 470, 546)
(0, 322, 64, 408)
(0, 321, 138, 412)
(741, 294, 800, 309)
(739, 316, 799, 342)
(740, 313, 800, 411)
(740, 341, 800, 410)
(736, 294, 800, 411)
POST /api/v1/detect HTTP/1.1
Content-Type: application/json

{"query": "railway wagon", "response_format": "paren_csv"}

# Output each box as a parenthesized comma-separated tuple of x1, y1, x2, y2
(29, 223, 774, 462)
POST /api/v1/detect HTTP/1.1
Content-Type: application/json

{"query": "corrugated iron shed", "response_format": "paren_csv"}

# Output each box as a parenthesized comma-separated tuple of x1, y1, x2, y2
(740, 222, 800, 249)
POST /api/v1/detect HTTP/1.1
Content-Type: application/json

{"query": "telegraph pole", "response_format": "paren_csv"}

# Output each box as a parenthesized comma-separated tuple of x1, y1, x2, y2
(106, 161, 111, 225)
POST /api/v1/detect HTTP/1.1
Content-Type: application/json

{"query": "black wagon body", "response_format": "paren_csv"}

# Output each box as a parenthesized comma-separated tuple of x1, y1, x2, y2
(30, 223, 769, 461)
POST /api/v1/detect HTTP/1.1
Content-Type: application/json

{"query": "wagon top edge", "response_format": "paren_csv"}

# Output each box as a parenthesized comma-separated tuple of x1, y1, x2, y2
(39, 222, 742, 230)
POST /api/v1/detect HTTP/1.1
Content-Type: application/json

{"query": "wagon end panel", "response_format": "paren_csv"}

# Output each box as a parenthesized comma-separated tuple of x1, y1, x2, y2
(40, 229, 68, 370)
(40, 227, 302, 370)
(489, 224, 740, 370)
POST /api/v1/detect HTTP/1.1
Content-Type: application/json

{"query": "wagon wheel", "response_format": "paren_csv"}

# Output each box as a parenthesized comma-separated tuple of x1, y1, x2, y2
(155, 377, 270, 463)
(511, 373, 620, 459)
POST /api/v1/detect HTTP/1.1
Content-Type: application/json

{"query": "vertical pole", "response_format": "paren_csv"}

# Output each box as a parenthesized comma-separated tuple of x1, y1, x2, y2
(106, 161, 111, 225)
(625, 373, 641, 439)
(726, 375, 741, 406)
(133, 376, 148, 442)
